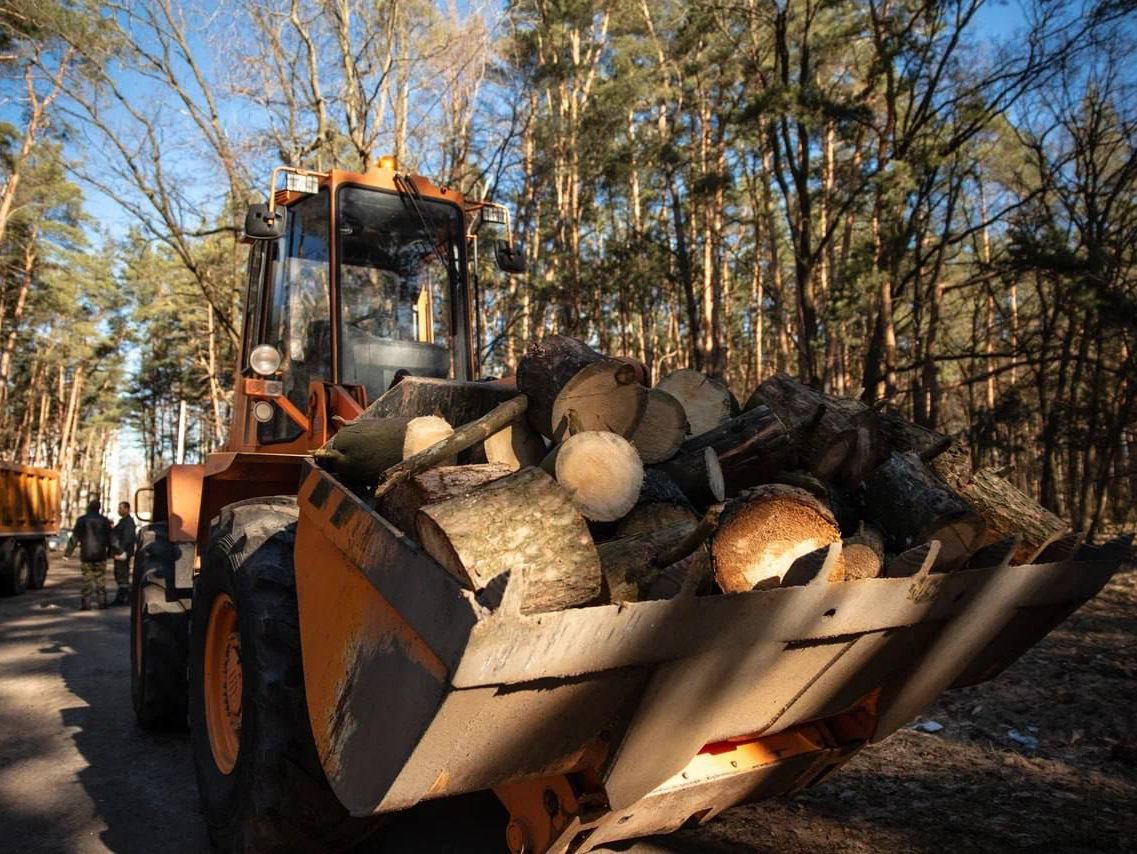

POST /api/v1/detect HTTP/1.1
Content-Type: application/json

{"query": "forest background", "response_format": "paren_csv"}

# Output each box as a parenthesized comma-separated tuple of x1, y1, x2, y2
(0, 0, 1134, 537)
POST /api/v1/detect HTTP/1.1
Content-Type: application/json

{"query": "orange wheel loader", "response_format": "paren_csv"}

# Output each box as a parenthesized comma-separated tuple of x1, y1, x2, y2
(130, 161, 1133, 853)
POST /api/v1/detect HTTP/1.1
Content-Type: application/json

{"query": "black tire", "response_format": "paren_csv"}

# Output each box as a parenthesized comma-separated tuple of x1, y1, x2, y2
(131, 523, 190, 730)
(0, 545, 29, 596)
(27, 542, 49, 590)
(189, 497, 380, 853)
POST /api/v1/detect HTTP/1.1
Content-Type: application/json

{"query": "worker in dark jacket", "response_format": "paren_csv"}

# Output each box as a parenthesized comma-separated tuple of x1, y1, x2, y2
(65, 499, 115, 610)
(111, 501, 136, 606)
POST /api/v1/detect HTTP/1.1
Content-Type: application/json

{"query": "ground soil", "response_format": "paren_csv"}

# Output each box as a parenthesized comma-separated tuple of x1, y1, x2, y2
(0, 556, 1133, 853)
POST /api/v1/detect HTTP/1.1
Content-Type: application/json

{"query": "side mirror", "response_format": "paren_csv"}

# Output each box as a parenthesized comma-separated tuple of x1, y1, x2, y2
(244, 203, 285, 240)
(494, 240, 526, 275)
(134, 486, 154, 523)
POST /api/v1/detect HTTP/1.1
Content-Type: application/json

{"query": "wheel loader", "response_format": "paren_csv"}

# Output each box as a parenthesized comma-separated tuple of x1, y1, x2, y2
(130, 159, 1132, 853)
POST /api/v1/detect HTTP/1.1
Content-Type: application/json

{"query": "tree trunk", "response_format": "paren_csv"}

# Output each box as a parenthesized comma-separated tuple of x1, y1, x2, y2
(416, 466, 601, 614)
(554, 430, 644, 522)
(628, 388, 688, 464)
(379, 463, 514, 536)
(656, 368, 733, 437)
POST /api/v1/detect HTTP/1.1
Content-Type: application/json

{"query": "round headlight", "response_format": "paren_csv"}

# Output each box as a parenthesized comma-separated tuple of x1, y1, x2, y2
(249, 344, 282, 376)
(252, 400, 275, 423)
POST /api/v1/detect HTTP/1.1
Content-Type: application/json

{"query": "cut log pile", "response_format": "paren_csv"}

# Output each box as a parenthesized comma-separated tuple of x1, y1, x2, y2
(315, 336, 1074, 614)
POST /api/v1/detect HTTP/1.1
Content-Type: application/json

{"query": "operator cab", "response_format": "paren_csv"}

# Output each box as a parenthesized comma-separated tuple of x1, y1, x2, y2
(233, 162, 522, 453)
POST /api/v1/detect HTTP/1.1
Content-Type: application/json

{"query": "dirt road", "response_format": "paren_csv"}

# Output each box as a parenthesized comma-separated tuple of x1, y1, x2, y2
(1, 557, 1134, 853)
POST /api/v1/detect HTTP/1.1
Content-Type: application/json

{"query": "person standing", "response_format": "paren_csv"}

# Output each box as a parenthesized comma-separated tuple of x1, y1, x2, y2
(65, 499, 115, 610)
(111, 501, 136, 606)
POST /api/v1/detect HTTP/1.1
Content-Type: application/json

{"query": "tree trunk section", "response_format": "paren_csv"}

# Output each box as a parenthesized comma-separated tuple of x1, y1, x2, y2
(517, 335, 604, 438)
(860, 452, 986, 571)
(597, 518, 699, 603)
(680, 405, 792, 494)
(551, 359, 648, 441)
(316, 417, 413, 483)
(379, 463, 514, 535)
(554, 431, 644, 522)
(656, 368, 734, 437)
(403, 415, 454, 459)
(484, 417, 547, 471)
(651, 446, 725, 511)
(952, 468, 1070, 565)
(416, 466, 601, 614)
(628, 388, 688, 464)
(711, 484, 843, 592)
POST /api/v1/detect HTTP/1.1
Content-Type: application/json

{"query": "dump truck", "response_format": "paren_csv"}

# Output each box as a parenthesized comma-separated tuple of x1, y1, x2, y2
(130, 160, 1132, 853)
(0, 461, 59, 595)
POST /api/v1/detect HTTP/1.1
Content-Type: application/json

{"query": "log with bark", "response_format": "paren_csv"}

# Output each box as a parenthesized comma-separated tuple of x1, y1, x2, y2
(945, 467, 1070, 564)
(550, 359, 648, 441)
(373, 395, 529, 500)
(628, 388, 689, 463)
(597, 518, 700, 603)
(365, 376, 517, 425)
(651, 445, 725, 511)
(860, 451, 986, 571)
(710, 484, 844, 592)
(516, 336, 606, 438)
(679, 405, 793, 494)
(483, 416, 547, 471)
(416, 466, 601, 614)
(656, 369, 734, 437)
(616, 470, 698, 537)
(378, 463, 514, 534)
(554, 430, 645, 522)
(745, 373, 886, 484)
(314, 416, 413, 483)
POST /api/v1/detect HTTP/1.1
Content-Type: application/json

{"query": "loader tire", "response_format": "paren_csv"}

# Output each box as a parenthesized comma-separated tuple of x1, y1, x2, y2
(0, 544, 30, 596)
(190, 497, 380, 853)
(131, 523, 190, 730)
(27, 542, 49, 589)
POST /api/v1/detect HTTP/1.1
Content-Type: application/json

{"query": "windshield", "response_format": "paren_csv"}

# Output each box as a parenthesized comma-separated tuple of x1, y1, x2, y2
(337, 185, 469, 398)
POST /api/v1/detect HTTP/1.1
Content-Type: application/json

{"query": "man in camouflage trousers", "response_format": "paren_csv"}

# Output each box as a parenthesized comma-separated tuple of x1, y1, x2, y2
(65, 499, 115, 610)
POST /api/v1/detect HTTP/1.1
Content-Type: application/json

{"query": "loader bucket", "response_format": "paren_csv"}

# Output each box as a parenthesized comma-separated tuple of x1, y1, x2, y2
(292, 461, 1129, 853)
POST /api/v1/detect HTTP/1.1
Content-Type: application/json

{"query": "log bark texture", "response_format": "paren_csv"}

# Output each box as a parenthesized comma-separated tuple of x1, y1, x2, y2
(657, 369, 734, 437)
(681, 405, 793, 494)
(651, 446, 725, 511)
(711, 484, 843, 592)
(860, 451, 986, 571)
(416, 466, 601, 614)
(315, 416, 412, 483)
(516, 335, 604, 438)
(597, 519, 699, 603)
(616, 470, 697, 536)
(365, 376, 517, 424)
(378, 463, 514, 534)
(952, 468, 1070, 564)
(745, 373, 885, 484)
(373, 395, 528, 499)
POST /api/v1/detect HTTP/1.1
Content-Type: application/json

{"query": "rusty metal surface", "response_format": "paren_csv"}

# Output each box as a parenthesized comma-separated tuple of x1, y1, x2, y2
(0, 461, 59, 537)
(292, 459, 1130, 828)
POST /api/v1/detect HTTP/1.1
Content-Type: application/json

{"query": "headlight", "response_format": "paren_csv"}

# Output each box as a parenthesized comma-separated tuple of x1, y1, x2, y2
(249, 344, 282, 376)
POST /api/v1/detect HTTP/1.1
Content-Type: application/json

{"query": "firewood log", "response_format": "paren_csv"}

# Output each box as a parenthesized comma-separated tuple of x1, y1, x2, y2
(416, 466, 601, 614)
(551, 359, 648, 441)
(842, 524, 886, 580)
(929, 440, 973, 487)
(314, 416, 413, 483)
(651, 446, 725, 510)
(877, 408, 952, 461)
(711, 484, 843, 592)
(373, 396, 529, 499)
(517, 335, 605, 438)
(483, 417, 547, 472)
(657, 368, 734, 437)
(642, 551, 713, 600)
(365, 376, 517, 424)
(745, 373, 886, 484)
(678, 405, 793, 494)
(616, 470, 698, 537)
(597, 518, 699, 603)
(403, 415, 454, 460)
(860, 451, 986, 571)
(378, 463, 514, 534)
(949, 467, 1070, 565)
(555, 431, 645, 522)
(628, 388, 689, 463)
